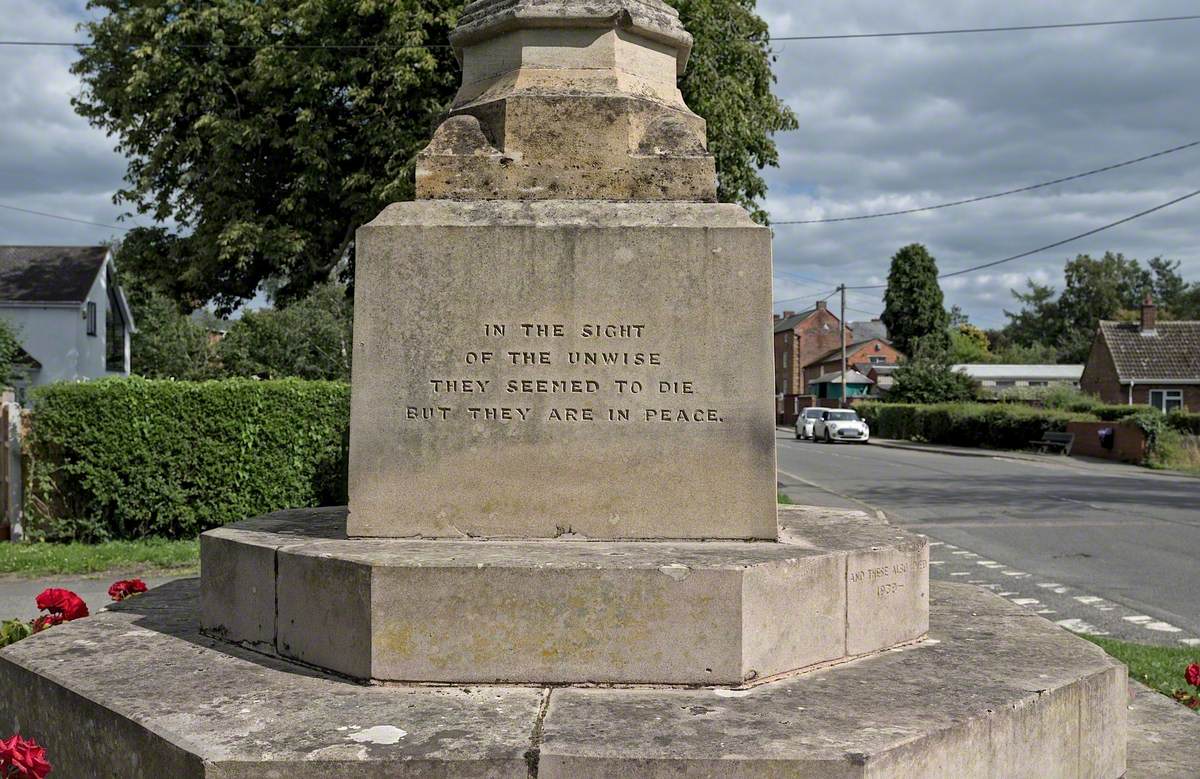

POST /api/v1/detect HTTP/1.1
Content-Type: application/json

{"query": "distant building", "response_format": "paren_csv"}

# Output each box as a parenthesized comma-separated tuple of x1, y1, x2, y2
(0, 246, 136, 399)
(1080, 297, 1199, 412)
(809, 369, 874, 401)
(847, 319, 889, 343)
(954, 364, 1083, 390)
(803, 338, 903, 391)
(773, 302, 849, 421)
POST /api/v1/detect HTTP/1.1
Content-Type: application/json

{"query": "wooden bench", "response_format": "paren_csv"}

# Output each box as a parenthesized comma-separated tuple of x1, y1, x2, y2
(1031, 432, 1074, 456)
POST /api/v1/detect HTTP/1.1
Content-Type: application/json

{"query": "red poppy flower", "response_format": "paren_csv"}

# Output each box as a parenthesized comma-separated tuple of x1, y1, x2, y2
(1186, 663, 1200, 688)
(0, 734, 52, 778)
(34, 589, 88, 621)
(107, 579, 148, 602)
(29, 615, 63, 634)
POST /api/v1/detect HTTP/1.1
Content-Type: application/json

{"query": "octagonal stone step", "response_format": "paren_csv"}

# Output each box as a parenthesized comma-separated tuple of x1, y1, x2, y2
(200, 505, 928, 685)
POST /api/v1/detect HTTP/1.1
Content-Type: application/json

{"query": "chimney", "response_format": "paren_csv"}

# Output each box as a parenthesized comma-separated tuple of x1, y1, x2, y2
(815, 301, 827, 311)
(783, 310, 796, 319)
(773, 314, 782, 323)
(1140, 294, 1157, 334)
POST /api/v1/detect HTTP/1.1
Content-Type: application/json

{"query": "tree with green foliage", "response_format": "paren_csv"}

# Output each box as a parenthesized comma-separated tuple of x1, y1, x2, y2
(1001, 252, 1173, 362)
(73, 0, 796, 311)
(217, 284, 353, 380)
(881, 244, 951, 358)
(129, 292, 216, 380)
(949, 324, 992, 364)
(887, 350, 978, 404)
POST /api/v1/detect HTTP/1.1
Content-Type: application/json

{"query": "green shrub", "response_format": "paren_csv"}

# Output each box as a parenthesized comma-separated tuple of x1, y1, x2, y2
(1091, 404, 1154, 421)
(858, 401, 1085, 450)
(1166, 411, 1200, 436)
(26, 378, 349, 542)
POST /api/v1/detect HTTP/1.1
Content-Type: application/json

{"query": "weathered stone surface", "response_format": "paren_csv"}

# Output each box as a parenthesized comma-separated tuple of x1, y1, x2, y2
(537, 584, 1128, 778)
(0, 581, 1132, 777)
(0, 580, 543, 778)
(1126, 680, 1200, 778)
(418, 0, 715, 200)
(349, 201, 775, 540)
(202, 506, 927, 684)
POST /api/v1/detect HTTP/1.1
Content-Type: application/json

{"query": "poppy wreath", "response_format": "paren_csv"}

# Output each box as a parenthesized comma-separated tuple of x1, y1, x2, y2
(0, 734, 51, 778)
(107, 579, 148, 602)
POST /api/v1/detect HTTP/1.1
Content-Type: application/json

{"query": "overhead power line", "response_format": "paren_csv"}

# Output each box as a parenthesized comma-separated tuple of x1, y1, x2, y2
(844, 188, 1200, 290)
(774, 15, 1200, 41)
(774, 140, 1200, 225)
(0, 203, 131, 231)
(4, 13, 1199, 51)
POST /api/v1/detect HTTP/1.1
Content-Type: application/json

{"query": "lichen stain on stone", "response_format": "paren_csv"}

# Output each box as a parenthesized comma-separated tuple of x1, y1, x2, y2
(346, 725, 408, 745)
(658, 564, 691, 581)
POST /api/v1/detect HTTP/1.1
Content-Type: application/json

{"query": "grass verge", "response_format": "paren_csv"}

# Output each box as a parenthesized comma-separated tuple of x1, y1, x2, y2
(0, 538, 200, 578)
(1083, 634, 1200, 712)
(777, 492, 795, 505)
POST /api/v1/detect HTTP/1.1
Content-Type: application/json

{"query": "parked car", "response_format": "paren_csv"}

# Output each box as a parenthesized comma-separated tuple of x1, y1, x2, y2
(813, 409, 870, 444)
(795, 407, 834, 440)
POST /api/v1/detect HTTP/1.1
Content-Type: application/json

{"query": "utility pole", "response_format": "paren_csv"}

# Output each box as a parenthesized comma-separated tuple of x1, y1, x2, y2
(839, 285, 848, 409)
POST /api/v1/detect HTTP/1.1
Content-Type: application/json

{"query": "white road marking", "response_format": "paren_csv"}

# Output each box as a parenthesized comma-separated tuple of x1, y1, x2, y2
(1074, 596, 1104, 605)
(1180, 639, 1200, 647)
(977, 561, 1004, 568)
(950, 572, 970, 577)
(999, 591, 1019, 596)
(943, 544, 959, 550)
(927, 541, 944, 547)
(1001, 570, 1030, 578)
(1056, 618, 1109, 635)
(1037, 583, 1063, 589)
(1011, 598, 1040, 606)
(1123, 616, 1153, 625)
(1145, 622, 1182, 633)
(1037, 609, 1058, 615)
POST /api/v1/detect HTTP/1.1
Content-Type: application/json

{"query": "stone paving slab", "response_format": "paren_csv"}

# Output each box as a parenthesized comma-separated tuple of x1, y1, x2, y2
(0, 578, 1142, 778)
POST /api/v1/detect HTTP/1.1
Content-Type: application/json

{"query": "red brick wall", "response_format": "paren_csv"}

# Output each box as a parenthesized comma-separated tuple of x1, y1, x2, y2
(774, 306, 849, 397)
(1067, 421, 1147, 463)
(804, 339, 902, 387)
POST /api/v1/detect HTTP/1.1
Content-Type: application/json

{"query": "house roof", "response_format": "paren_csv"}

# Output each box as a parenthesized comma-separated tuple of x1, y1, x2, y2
(1097, 320, 1200, 382)
(810, 369, 874, 385)
(953, 364, 1084, 381)
(809, 338, 891, 366)
(773, 307, 817, 334)
(0, 246, 110, 304)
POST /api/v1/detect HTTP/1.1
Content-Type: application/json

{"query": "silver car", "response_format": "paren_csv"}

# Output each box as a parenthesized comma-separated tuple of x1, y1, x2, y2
(794, 407, 835, 440)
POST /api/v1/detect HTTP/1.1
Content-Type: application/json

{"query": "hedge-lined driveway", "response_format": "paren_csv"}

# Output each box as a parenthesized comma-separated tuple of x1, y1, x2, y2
(777, 430, 1200, 645)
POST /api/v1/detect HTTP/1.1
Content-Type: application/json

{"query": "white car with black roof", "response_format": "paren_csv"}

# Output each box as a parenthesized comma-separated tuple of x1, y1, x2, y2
(813, 409, 870, 444)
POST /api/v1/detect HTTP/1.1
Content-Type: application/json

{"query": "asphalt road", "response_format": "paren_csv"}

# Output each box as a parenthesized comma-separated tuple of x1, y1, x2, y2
(777, 430, 1200, 647)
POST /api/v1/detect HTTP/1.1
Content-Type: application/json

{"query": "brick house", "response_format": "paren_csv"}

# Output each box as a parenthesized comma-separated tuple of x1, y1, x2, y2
(802, 338, 903, 391)
(773, 302, 848, 422)
(1080, 298, 1200, 412)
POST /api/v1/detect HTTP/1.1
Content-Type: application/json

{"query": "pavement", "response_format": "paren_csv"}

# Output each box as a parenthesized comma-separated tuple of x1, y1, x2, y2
(777, 428, 1200, 647)
(0, 573, 187, 622)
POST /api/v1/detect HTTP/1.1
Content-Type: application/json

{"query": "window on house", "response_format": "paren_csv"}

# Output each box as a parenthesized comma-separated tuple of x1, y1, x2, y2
(995, 380, 1016, 389)
(1149, 389, 1184, 413)
(782, 379, 789, 395)
(105, 287, 126, 372)
(86, 302, 97, 336)
(869, 356, 887, 365)
(1028, 381, 1049, 388)
(783, 352, 789, 368)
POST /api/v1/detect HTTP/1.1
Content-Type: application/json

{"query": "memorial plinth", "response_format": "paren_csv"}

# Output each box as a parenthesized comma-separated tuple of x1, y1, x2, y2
(0, 0, 1128, 776)
(349, 201, 775, 539)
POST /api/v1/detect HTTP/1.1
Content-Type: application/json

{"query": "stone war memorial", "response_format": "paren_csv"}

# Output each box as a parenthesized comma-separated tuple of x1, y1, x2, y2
(0, 1, 1127, 775)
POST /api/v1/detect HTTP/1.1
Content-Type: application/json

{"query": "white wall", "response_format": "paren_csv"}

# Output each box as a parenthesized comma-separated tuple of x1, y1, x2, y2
(0, 256, 129, 388)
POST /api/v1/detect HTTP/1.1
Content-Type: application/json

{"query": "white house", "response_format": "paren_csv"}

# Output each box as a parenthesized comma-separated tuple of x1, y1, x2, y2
(0, 246, 136, 399)
(953, 364, 1083, 390)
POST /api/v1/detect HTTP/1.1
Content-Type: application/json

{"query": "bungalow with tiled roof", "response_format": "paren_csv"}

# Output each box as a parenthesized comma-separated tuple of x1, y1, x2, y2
(1080, 297, 1200, 412)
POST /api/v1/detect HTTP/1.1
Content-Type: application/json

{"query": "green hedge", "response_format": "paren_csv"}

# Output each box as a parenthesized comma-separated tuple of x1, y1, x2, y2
(1166, 411, 1200, 436)
(26, 378, 350, 542)
(857, 402, 1086, 450)
(1091, 404, 1156, 421)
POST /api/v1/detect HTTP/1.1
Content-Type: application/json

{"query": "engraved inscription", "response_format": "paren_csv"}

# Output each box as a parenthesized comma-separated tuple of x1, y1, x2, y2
(406, 322, 726, 426)
(849, 559, 922, 600)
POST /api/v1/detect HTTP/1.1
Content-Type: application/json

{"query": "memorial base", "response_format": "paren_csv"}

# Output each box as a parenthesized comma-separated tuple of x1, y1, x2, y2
(0, 580, 1126, 778)
(199, 506, 928, 685)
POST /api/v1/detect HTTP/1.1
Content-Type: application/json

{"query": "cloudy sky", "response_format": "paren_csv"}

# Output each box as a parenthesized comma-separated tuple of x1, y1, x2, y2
(3, 1, 1199, 327)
